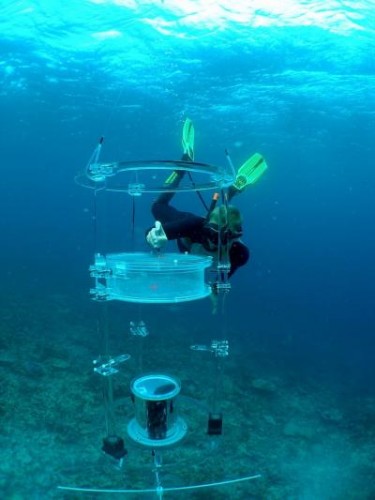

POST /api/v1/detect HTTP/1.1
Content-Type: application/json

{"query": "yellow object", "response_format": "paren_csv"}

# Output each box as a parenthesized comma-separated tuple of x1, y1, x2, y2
(164, 171, 179, 185)
(233, 153, 267, 191)
(181, 118, 195, 160)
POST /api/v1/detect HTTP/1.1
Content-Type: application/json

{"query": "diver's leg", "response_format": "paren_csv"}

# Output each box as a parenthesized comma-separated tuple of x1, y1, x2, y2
(153, 169, 186, 205)
(227, 184, 239, 202)
(153, 118, 193, 205)
(227, 153, 268, 201)
(152, 200, 185, 225)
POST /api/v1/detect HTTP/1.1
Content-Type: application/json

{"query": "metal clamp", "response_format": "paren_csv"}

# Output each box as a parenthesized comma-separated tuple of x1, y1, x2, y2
(129, 321, 149, 337)
(190, 344, 211, 352)
(211, 339, 229, 358)
(128, 183, 145, 196)
(190, 339, 229, 358)
(90, 286, 110, 301)
(89, 267, 111, 279)
(214, 282, 231, 293)
(93, 354, 130, 377)
(87, 162, 115, 182)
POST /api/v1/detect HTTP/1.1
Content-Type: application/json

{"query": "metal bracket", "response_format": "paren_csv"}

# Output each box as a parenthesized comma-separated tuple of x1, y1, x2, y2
(128, 183, 145, 196)
(87, 162, 115, 182)
(89, 286, 111, 301)
(93, 354, 130, 377)
(129, 321, 149, 337)
(190, 339, 229, 358)
(211, 339, 229, 358)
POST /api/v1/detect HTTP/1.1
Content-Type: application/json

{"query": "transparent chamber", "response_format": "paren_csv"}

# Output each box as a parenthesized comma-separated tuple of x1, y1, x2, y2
(90, 252, 212, 304)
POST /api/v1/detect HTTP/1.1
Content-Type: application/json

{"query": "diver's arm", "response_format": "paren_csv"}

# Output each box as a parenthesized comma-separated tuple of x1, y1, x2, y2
(161, 215, 203, 240)
(146, 214, 203, 244)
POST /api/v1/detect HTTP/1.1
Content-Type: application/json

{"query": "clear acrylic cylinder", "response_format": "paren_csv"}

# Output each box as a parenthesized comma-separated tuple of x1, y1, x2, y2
(127, 374, 187, 447)
(90, 252, 212, 304)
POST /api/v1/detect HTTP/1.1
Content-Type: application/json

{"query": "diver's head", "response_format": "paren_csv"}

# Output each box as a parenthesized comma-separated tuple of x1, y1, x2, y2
(203, 205, 243, 249)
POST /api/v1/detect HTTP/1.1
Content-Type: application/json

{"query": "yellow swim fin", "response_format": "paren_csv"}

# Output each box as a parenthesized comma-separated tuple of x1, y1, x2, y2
(164, 170, 180, 186)
(233, 153, 267, 191)
(181, 118, 195, 161)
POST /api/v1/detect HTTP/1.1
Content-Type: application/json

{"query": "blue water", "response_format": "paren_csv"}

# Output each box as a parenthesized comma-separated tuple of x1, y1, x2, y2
(1, 1, 374, 498)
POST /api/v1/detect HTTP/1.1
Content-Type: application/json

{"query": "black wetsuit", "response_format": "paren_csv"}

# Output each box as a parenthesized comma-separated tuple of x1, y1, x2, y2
(151, 198, 250, 278)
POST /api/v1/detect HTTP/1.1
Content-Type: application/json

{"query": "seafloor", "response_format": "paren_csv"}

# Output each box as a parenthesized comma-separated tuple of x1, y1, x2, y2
(1, 291, 374, 499)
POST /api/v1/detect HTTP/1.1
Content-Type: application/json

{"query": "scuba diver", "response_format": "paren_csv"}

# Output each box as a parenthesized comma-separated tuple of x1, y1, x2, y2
(146, 118, 267, 281)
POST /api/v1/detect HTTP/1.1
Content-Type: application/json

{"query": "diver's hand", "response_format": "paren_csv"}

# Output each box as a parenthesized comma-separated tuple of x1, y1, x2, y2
(146, 221, 167, 249)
